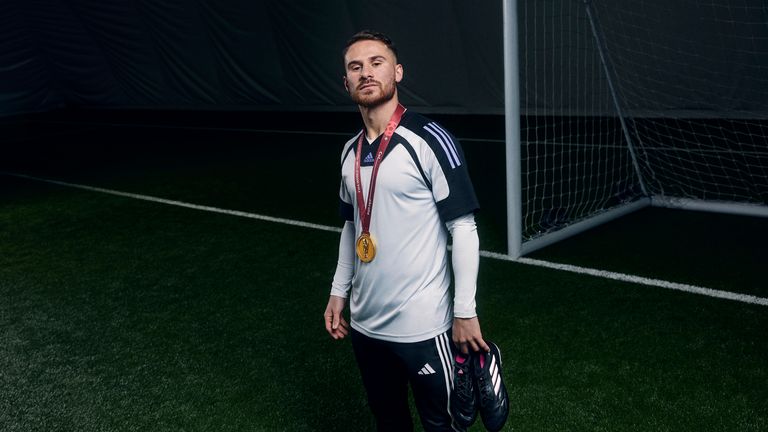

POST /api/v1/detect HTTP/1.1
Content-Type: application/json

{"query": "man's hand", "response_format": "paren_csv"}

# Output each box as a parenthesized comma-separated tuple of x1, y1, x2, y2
(324, 295, 350, 340)
(452, 316, 489, 354)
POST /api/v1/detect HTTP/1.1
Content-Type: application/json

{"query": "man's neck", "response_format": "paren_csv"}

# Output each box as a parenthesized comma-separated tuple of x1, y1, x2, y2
(359, 97, 400, 140)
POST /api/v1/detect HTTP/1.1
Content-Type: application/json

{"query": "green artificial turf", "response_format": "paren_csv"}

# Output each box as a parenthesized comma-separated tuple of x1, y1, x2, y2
(528, 207, 768, 296)
(0, 181, 371, 431)
(2, 119, 766, 431)
(1, 173, 767, 431)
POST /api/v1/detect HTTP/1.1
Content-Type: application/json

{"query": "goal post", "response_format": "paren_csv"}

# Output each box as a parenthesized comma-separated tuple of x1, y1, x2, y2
(503, 0, 523, 259)
(503, 0, 652, 258)
(503, 0, 768, 258)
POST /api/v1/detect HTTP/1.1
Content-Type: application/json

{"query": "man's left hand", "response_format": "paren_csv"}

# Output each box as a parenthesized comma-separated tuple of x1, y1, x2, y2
(452, 317, 489, 354)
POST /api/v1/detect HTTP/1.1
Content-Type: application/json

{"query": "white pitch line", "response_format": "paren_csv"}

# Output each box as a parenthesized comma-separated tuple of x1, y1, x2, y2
(479, 251, 768, 307)
(1, 172, 341, 233)
(4, 171, 767, 307)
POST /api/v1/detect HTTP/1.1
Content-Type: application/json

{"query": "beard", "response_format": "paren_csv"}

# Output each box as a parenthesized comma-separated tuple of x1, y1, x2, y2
(350, 79, 397, 108)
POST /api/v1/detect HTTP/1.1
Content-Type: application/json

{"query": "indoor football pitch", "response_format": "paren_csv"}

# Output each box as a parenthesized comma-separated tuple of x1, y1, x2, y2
(1, 111, 766, 431)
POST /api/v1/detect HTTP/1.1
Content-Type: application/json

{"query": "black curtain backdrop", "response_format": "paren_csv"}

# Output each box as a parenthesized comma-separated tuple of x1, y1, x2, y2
(1, 0, 766, 117)
(0, 0, 504, 115)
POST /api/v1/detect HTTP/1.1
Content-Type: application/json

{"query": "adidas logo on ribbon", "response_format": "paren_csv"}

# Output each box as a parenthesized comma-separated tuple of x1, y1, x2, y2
(418, 363, 436, 375)
(363, 152, 374, 164)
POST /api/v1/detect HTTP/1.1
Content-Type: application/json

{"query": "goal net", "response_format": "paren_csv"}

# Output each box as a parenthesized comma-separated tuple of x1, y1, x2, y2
(506, 0, 768, 257)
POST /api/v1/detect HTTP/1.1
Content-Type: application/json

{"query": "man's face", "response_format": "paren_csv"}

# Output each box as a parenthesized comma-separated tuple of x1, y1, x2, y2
(344, 40, 403, 108)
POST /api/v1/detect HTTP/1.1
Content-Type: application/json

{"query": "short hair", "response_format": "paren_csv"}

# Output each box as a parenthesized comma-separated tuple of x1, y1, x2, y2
(342, 30, 398, 64)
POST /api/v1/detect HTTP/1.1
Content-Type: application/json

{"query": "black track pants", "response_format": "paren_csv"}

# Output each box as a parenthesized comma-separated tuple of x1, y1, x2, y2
(351, 328, 464, 432)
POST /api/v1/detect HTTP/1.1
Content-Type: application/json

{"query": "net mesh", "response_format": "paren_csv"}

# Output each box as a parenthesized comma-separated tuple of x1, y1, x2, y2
(519, 0, 768, 244)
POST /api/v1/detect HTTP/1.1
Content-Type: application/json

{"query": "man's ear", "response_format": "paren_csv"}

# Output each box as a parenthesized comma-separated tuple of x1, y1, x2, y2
(343, 76, 349, 92)
(395, 64, 403, 83)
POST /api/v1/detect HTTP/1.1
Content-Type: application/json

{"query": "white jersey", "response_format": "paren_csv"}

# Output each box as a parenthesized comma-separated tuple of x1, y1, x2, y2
(333, 110, 479, 343)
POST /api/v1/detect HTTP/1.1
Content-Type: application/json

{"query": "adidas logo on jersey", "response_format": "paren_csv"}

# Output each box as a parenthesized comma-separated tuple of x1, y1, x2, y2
(363, 152, 374, 164)
(418, 363, 436, 375)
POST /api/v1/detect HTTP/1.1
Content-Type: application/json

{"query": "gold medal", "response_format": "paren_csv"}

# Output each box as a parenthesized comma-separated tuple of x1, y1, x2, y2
(356, 233, 376, 263)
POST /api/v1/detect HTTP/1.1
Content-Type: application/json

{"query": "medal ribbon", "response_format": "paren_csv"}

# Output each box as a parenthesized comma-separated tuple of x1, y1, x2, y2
(354, 103, 406, 237)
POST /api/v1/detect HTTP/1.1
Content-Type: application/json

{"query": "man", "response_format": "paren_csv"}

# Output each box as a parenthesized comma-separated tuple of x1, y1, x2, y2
(323, 30, 489, 432)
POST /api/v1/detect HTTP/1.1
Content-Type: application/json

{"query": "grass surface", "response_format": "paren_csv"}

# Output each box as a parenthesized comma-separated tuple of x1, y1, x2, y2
(528, 207, 768, 296)
(1, 118, 767, 431)
(1, 181, 371, 431)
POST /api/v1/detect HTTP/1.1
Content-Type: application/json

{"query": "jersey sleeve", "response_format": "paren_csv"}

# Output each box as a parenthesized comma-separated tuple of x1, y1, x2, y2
(420, 121, 480, 222)
(446, 214, 479, 317)
(339, 197, 354, 222)
(330, 220, 356, 298)
(338, 136, 357, 222)
(339, 176, 354, 221)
